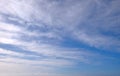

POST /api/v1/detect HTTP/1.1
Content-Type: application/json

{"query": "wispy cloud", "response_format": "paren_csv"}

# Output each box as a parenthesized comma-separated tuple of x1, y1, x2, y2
(0, 0, 120, 76)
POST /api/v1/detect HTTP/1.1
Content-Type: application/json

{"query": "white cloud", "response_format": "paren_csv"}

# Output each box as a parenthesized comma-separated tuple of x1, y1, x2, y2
(0, 57, 75, 67)
(0, 20, 94, 64)
(0, 1, 119, 76)
(0, 0, 119, 65)
(0, 22, 21, 32)
(0, 0, 92, 26)
(0, 48, 24, 56)
(0, 1, 119, 75)
(0, 0, 119, 57)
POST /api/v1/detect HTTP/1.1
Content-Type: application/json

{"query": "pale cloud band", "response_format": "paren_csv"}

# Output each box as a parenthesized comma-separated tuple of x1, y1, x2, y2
(0, 0, 120, 76)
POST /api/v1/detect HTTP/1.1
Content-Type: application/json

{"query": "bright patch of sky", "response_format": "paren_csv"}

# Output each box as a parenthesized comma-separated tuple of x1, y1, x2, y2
(0, 0, 120, 76)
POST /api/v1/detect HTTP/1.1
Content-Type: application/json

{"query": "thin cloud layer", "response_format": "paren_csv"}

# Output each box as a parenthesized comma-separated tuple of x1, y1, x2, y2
(0, 0, 120, 76)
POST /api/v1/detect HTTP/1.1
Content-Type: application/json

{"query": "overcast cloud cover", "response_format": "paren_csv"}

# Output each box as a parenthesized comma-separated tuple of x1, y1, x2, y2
(0, 0, 120, 76)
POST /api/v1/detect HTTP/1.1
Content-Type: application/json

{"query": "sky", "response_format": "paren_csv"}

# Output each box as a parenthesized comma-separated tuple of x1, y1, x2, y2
(0, 0, 120, 76)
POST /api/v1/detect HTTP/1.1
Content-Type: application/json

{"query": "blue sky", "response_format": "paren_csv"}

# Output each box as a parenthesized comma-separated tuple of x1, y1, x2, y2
(0, 0, 120, 76)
